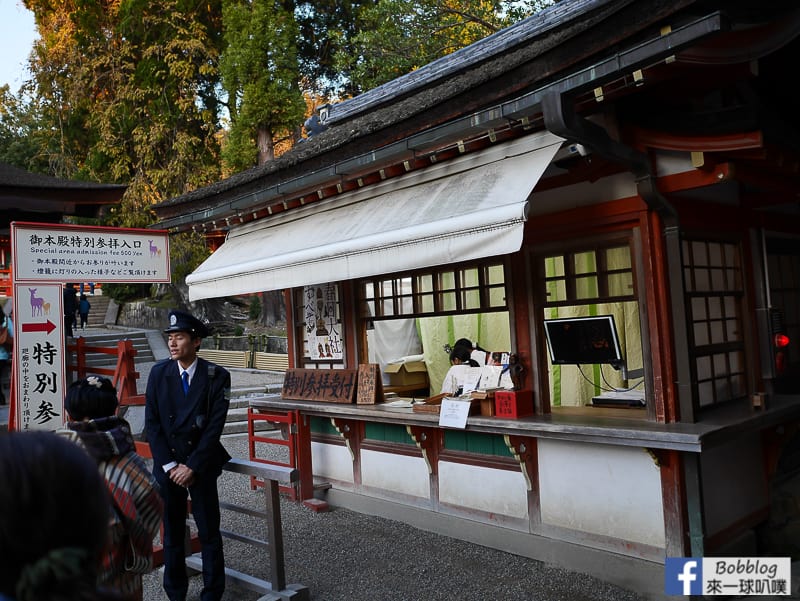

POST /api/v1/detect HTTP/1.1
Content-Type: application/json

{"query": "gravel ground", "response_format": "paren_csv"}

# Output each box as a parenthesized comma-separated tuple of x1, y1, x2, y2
(142, 431, 648, 601)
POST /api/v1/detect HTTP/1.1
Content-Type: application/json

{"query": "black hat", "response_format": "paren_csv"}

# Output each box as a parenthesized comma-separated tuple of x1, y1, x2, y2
(65, 376, 119, 420)
(164, 309, 210, 338)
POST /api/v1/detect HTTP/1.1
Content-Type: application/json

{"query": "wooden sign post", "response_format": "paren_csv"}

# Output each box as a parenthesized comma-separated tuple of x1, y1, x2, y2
(357, 364, 383, 405)
(281, 368, 357, 403)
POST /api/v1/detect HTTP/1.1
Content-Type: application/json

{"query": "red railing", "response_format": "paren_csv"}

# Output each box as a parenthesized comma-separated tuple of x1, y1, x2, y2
(66, 337, 140, 403)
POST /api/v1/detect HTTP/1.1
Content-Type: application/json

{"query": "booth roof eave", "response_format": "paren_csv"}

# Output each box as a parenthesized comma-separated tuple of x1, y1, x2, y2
(186, 131, 564, 300)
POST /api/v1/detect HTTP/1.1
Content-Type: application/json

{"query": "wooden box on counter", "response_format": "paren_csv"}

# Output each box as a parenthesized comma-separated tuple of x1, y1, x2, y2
(494, 390, 533, 418)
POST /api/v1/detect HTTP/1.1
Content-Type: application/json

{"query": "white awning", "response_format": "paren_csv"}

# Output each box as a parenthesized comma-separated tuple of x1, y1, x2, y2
(187, 130, 564, 300)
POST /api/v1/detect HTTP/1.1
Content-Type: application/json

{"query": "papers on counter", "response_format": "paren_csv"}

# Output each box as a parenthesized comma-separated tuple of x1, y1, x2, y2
(383, 399, 416, 408)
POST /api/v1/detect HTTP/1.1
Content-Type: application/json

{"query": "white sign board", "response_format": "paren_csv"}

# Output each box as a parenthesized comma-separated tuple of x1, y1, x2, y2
(12, 283, 66, 430)
(438, 398, 472, 429)
(11, 222, 171, 283)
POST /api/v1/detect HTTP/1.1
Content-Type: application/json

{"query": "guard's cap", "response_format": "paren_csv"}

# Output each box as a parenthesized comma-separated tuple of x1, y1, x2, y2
(164, 309, 210, 338)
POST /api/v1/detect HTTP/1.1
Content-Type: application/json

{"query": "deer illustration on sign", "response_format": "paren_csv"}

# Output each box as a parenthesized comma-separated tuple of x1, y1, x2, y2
(149, 240, 160, 258)
(29, 288, 44, 316)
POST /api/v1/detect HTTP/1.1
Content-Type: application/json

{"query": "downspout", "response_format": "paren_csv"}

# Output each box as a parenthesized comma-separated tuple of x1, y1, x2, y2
(542, 91, 704, 557)
(541, 90, 694, 421)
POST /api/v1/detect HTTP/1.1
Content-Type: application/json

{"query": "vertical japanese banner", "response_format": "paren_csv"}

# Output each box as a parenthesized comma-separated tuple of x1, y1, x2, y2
(12, 283, 65, 431)
(303, 283, 343, 361)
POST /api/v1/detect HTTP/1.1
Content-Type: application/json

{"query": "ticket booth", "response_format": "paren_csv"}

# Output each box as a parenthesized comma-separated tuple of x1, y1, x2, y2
(152, 1, 800, 596)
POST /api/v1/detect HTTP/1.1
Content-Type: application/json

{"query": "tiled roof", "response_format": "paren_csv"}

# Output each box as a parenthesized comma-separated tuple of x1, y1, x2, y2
(323, 0, 614, 125)
(0, 162, 126, 191)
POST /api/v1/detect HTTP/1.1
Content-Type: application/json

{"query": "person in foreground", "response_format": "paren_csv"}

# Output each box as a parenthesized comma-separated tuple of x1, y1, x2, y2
(144, 310, 232, 601)
(61, 376, 163, 601)
(0, 431, 123, 601)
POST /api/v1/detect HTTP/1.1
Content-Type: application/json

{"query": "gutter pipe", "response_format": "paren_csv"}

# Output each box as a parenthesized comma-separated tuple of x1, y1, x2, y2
(541, 82, 702, 557)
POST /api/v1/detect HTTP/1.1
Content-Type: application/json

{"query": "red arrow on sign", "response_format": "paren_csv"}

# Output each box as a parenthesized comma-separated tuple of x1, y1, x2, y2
(22, 320, 57, 335)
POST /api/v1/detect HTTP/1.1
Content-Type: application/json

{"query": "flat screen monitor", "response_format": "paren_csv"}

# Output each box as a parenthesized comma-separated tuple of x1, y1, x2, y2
(543, 314, 623, 368)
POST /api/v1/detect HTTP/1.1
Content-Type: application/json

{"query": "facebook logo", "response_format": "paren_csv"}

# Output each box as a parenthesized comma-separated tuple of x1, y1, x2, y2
(665, 557, 703, 595)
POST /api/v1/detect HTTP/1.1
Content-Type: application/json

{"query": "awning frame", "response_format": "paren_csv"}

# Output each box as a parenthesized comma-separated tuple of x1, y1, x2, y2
(187, 131, 564, 300)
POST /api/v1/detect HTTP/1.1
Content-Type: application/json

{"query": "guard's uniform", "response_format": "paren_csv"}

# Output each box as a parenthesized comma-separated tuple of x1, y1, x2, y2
(144, 311, 231, 601)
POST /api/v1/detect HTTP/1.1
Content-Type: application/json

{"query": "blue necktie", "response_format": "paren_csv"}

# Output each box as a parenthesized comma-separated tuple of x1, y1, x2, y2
(182, 371, 190, 396)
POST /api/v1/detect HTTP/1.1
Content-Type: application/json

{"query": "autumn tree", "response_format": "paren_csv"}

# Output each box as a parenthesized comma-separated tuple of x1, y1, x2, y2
(21, 0, 225, 305)
(22, 0, 224, 200)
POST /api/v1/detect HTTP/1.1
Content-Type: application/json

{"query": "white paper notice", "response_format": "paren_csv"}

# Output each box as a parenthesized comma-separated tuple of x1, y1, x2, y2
(462, 367, 483, 393)
(438, 398, 472, 429)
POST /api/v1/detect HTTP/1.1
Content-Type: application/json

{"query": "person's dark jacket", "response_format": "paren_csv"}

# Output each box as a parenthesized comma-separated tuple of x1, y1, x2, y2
(144, 358, 231, 485)
(64, 286, 77, 315)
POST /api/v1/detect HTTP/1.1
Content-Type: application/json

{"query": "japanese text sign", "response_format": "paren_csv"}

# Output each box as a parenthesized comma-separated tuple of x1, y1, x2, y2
(281, 368, 356, 403)
(12, 283, 65, 430)
(303, 284, 343, 361)
(12, 222, 171, 283)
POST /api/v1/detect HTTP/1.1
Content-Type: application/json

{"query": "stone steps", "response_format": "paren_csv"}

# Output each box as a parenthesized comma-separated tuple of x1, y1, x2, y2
(71, 293, 112, 328)
(72, 330, 155, 366)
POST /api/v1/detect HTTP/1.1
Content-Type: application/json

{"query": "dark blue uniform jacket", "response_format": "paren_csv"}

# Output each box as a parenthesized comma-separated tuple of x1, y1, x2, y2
(144, 357, 231, 485)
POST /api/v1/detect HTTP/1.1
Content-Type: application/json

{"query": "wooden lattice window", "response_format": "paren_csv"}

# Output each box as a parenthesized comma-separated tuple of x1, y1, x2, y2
(683, 239, 747, 407)
(359, 262, 507, 319)
(541, 243, 635, 307)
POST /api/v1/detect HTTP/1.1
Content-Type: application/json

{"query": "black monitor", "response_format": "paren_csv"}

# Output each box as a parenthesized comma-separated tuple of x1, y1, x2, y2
(543, 314, 624, 369)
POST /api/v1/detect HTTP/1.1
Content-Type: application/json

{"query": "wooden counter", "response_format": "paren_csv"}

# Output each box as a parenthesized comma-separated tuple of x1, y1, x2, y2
(249, 394, 800, 453)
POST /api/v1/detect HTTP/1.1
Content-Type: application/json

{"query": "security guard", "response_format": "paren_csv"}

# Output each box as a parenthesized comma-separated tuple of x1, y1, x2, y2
(144, 309, 231, 601)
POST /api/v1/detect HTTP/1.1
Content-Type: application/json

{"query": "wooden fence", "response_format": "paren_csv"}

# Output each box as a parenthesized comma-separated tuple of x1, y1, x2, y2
(198, 348, 289, 371)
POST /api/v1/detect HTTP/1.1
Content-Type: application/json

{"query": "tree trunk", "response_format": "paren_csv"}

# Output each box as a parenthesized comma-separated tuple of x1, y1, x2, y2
(259, 290, 285, 327)
(257, 125, 274, 165)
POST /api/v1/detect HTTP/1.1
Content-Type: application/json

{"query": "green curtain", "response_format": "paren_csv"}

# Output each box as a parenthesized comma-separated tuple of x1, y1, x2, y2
(418, 313, 511, 394)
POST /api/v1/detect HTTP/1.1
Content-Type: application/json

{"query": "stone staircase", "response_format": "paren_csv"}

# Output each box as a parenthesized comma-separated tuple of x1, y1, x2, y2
(72, 293, 113, 329)
(72, 329, 156, 368)
(224, 384, 282, 436)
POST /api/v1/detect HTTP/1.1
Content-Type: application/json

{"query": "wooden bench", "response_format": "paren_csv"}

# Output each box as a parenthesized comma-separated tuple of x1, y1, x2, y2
(253, 351, 289, 372)
(197, 349, 250, 369)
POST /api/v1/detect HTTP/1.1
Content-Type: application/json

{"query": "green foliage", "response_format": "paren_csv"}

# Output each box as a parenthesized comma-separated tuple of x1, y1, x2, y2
(0, 86, 48, 172)
(220, 0, 306, 170)
(233, 325, 244, 336)
(169, 231, 212, 284)
(249, 294, 262, 321)
(335, 0, 554, 93)
(103, 282, 153, 303)
(294, 0, 379, 98)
